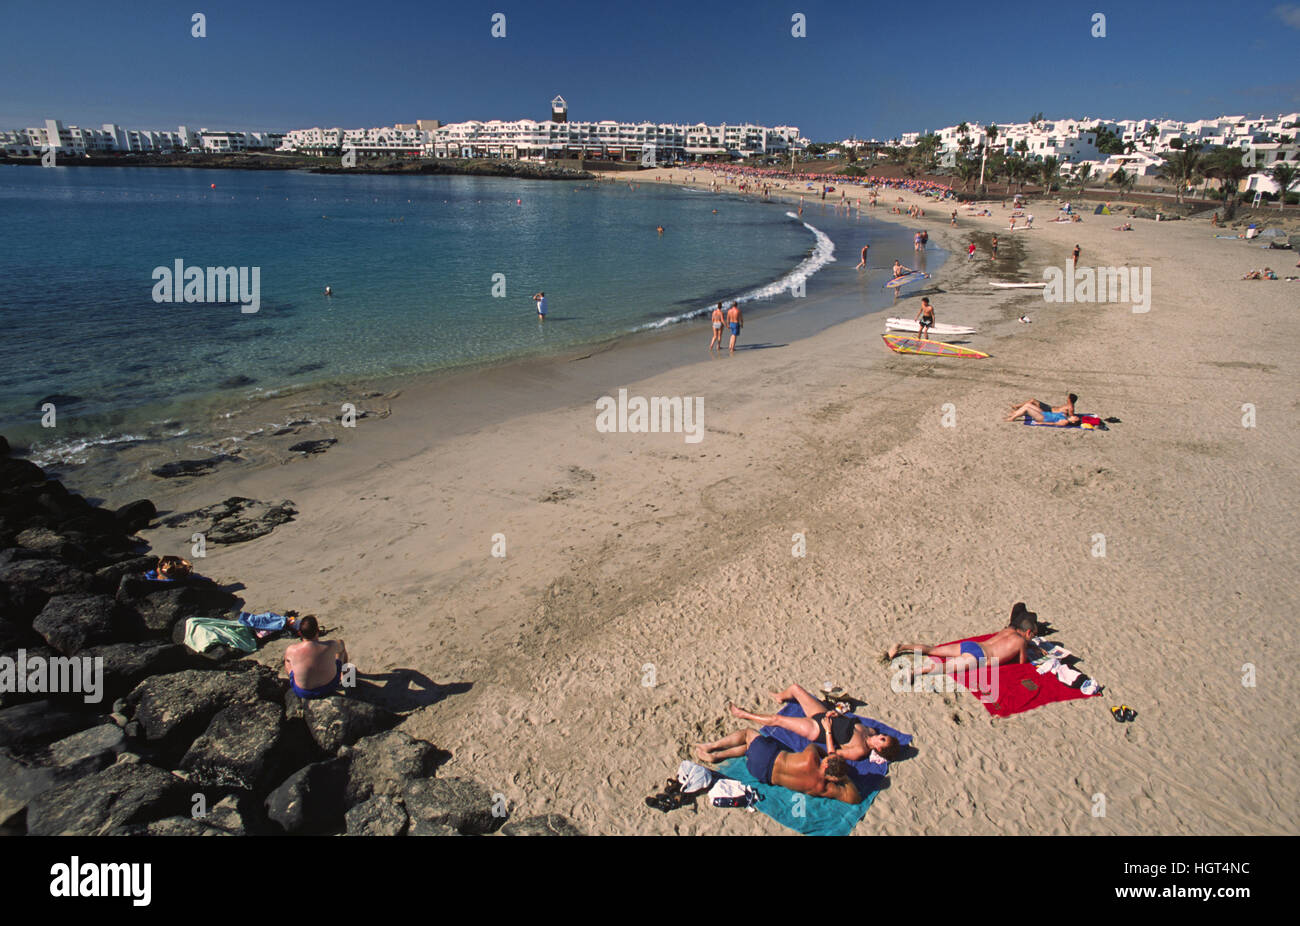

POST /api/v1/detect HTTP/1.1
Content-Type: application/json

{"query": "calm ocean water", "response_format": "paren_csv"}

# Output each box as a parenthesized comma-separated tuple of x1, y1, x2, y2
(0, 165, 930, 474)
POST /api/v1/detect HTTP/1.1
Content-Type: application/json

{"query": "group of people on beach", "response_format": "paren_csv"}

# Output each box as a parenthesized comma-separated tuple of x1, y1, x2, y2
(693, 603, 1046, 804)
(147, 554, 352, 700)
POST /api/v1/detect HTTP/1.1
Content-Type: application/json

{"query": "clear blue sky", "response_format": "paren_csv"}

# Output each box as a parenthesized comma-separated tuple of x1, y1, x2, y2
(2, 0, 1298, 140)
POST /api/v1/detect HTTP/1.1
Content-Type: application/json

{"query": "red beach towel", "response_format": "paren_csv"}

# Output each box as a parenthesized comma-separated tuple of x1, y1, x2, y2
(942, 634, 1092, 717)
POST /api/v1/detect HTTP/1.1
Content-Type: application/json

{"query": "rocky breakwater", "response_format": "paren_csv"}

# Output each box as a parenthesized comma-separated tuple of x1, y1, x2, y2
(0, 436, 581, 836)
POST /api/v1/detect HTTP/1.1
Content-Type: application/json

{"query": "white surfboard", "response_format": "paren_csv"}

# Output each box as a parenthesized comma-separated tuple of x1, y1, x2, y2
(990, 282, 1047, 288)
(885, 317, 977, 336)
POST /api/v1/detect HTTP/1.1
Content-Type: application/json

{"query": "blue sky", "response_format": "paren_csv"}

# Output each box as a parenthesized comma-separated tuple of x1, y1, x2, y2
(2, 0, 1298, 140)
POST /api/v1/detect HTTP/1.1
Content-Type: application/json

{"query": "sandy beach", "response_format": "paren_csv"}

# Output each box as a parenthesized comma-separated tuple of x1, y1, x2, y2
(130, 171, 1299, 835)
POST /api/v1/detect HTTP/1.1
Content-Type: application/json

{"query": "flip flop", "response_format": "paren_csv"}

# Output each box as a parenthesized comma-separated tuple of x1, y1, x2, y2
(1110, 706, 1127, 723)
(1121, 705, 1137, 722)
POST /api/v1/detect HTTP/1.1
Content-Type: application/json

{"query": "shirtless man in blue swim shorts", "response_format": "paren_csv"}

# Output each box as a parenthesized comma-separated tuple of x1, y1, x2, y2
(693, 729, 864, 804)
(283, 615, 349, 699)
(886, 602, 1040, 679)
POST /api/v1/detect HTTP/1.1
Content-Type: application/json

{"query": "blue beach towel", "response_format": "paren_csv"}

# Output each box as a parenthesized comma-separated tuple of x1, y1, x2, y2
(237, 610, 288, 632)
(718, 704, 912, 836)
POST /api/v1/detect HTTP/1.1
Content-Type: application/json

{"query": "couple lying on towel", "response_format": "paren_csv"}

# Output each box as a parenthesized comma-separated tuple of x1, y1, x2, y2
(695, 684, 901, 805)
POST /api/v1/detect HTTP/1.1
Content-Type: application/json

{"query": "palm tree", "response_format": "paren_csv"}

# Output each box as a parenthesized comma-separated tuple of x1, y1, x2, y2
(1268, 162, 1297, 210)
(1073, 162, 1093, 196)
(1108, 167, 1130, 196)
(1039, 156, 1061, 195)
(1204, 147, 1253, 220)
(1158, 149, 1201, 204)
(956, 153, 979, 191)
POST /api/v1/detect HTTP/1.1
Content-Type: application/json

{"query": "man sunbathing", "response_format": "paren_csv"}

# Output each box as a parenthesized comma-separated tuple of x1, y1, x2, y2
(887, 602, 1040, 680)
(283, 615, 349, 699)
(695, 729, 864, 804)
(726, 683, 900, 761)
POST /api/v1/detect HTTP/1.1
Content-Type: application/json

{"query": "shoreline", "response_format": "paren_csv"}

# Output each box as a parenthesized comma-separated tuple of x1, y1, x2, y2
(19, 179, 922, 503)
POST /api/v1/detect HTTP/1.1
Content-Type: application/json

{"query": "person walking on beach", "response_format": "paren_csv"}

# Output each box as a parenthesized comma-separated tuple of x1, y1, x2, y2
(991, 235, 999, 259)
(710, 302, 725, 352)
(726, 301, 743, 354)
(1072, 244, 1081, 264)
(951, 210, 958, 227)
(533, 291, 547, 320)
(915, 297, 936, 341)
(856, 243, 869, 270)
(967, 242, 977, 260)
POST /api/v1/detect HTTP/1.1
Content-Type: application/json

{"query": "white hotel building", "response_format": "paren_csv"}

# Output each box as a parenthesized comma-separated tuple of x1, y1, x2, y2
(5, 119, 284, 156)
(279, 97, 804, 162)
(914, 113, 1299, 188)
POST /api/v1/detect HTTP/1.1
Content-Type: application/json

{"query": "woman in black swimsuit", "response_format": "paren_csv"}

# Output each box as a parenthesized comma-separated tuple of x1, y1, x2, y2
(727, 683, 899, 761)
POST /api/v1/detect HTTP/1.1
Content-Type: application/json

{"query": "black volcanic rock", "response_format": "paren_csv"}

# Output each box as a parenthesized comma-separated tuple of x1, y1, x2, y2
(178, 700, 289, 791)
(302, 696, 400, 754)
(126, 664, 282, 746)
(150, 454, 240, 479)
(500, 813, 585, 836)
(288, 439, 336, 455)
(113, 499, 156, 532)
(161, 496, 296, 544)
(32, 594, 121, 654)
(26, 761, 189, 836)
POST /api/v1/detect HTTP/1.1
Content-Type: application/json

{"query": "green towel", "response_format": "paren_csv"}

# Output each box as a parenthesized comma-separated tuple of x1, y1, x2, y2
(183, 617, 257, 654)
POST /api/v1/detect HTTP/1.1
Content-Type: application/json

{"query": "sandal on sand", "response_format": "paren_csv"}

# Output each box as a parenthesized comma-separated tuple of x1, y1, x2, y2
(1110, 706, 1127, 723)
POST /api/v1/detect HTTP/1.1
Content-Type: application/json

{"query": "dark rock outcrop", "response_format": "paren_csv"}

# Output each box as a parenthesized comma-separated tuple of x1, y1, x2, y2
(288, 439, 336, 455)
(402, 777, 502, 835)
(178, 700, 288, 791)
(126, 664, 282, 747)
(0, 700, 98, 748)
(26, 761, 189, 835)
(345, 794, 409, 835)
(150, 454, 240, 479)
(0, 725, 124, 826)
(32, 594, 121, 654)
(500, 813, 585, 836)
(161, 496, 296, 544)
(303, 696, 400, 754)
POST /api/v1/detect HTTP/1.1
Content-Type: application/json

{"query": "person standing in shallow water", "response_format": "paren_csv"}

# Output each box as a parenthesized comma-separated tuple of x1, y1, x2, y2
(856, 243, 869, 270)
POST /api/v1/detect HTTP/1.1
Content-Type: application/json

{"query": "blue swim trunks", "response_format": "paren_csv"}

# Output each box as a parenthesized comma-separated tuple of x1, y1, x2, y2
(289, 659, 342, 699)
(729, 322, 740, 336)
(745, 735, 789, 785)
(958, 640, 986, 663)
(1041, 410, 1066, 423)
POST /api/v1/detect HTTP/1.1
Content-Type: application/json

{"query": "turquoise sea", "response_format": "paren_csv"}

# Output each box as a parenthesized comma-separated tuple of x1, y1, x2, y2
(0, 165, 934, 474)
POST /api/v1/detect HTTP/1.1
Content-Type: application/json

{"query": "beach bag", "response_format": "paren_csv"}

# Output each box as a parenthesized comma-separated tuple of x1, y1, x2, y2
(675, 760, 715, 795)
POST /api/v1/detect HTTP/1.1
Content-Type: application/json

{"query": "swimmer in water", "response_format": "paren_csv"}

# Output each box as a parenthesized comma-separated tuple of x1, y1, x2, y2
(324, 286, 333, 296)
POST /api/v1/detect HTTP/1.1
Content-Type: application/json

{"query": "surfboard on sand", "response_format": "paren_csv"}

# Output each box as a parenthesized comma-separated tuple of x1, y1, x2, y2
(990, 282, 1047, 288)
(882, 334, 989, 358)
(884, 271, 929, 289)
(885, 317, 977, 336)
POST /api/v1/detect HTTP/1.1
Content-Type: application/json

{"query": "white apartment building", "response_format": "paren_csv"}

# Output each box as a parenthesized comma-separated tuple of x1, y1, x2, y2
(915, 112, 1299, 186)
(278, 100, 803, 163)
(5, 119, 281, 157)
